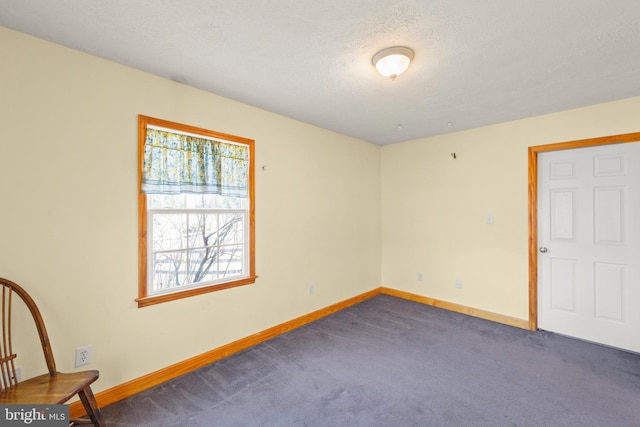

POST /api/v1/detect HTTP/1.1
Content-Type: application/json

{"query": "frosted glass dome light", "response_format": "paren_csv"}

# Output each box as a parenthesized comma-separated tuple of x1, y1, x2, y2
(372, 46, 414, 80)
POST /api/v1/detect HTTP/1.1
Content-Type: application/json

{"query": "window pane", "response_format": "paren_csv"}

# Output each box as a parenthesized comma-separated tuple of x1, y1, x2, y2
(218, 245, 244, 278)
(187, 213, 217, 249)
(153, 214, 187, 251)
(219, 213, 244, 245)
(151, 250, 189, 291)
(148, 193, 246, 209)
(184, 193, 245, 209)
(188, 248, 218, 284)
(148, 194, 187, 209)
(149, 211, 247, 293)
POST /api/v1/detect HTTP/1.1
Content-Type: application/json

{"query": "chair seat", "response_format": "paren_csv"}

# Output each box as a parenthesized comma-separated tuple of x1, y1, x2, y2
(0, 371, 99, 404)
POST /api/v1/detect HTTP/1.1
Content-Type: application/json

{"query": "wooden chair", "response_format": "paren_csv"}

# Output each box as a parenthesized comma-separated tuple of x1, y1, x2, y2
(0, 277, 104, 426)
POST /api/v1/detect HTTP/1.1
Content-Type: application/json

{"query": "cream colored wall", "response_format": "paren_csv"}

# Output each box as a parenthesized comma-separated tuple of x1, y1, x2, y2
(3, 23, 639, 396)
(381, 96, 640, 320)
(0, 27, 381, 392)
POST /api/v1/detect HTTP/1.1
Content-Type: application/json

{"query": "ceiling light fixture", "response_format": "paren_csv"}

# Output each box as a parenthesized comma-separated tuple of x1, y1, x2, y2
(372, 46, 414, 80)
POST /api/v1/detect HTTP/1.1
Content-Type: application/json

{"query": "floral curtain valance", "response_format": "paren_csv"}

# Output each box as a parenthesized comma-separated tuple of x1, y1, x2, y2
(142, 128, 249, 197)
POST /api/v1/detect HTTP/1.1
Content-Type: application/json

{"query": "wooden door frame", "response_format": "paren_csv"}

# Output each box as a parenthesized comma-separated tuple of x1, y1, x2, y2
(528, 131, 640, 331)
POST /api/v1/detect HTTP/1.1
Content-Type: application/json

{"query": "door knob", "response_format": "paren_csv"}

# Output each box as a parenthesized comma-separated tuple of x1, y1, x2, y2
(539, 247, 548, 253)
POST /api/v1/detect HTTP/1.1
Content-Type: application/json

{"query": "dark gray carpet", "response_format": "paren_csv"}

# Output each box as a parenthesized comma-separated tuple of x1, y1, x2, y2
(101, 295, 640, 426)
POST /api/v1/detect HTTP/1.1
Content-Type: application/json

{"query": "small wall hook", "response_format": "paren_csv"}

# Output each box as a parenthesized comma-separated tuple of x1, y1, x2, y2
(261, 165, 268, 171)
(451, 153, 457, 159)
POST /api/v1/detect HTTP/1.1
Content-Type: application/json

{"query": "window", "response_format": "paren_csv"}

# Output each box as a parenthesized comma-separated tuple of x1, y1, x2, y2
(137, 115, 255, 307)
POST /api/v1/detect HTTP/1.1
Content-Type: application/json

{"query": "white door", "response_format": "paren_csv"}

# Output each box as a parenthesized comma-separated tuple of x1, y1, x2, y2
(538, 142, 640, 353)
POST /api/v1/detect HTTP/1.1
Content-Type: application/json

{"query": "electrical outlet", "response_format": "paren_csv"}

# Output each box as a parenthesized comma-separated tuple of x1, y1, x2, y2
(417, 272, 423, 281)
(75, 345, 92, 367)
(308, 284, 314, 296)
(455, 279, 463, 289)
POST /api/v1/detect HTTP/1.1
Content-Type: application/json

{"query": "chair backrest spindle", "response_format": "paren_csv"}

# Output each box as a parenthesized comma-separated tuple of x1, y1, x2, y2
(0, 287, 17, 390)
(0, 278, 57, 386)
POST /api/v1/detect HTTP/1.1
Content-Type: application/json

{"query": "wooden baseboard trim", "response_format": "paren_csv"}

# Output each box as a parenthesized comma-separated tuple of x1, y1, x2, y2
(72, 286, 528, 417)
(380, 287, 530, 330)
(70, 287, 382, 417)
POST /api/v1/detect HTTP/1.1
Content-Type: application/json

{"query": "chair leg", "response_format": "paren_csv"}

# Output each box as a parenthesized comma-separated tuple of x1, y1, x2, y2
(75, 386, 105, 426)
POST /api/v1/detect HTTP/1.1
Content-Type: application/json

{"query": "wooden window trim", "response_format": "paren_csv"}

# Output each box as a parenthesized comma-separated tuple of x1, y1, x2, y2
(136, 115, 256, 308)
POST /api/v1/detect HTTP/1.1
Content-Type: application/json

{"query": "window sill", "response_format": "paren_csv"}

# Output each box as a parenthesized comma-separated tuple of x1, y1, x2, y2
(136, 276, 258, 308)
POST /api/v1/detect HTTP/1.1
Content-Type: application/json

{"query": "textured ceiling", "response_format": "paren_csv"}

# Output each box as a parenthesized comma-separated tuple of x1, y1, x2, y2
(1, 1, 639, 145)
